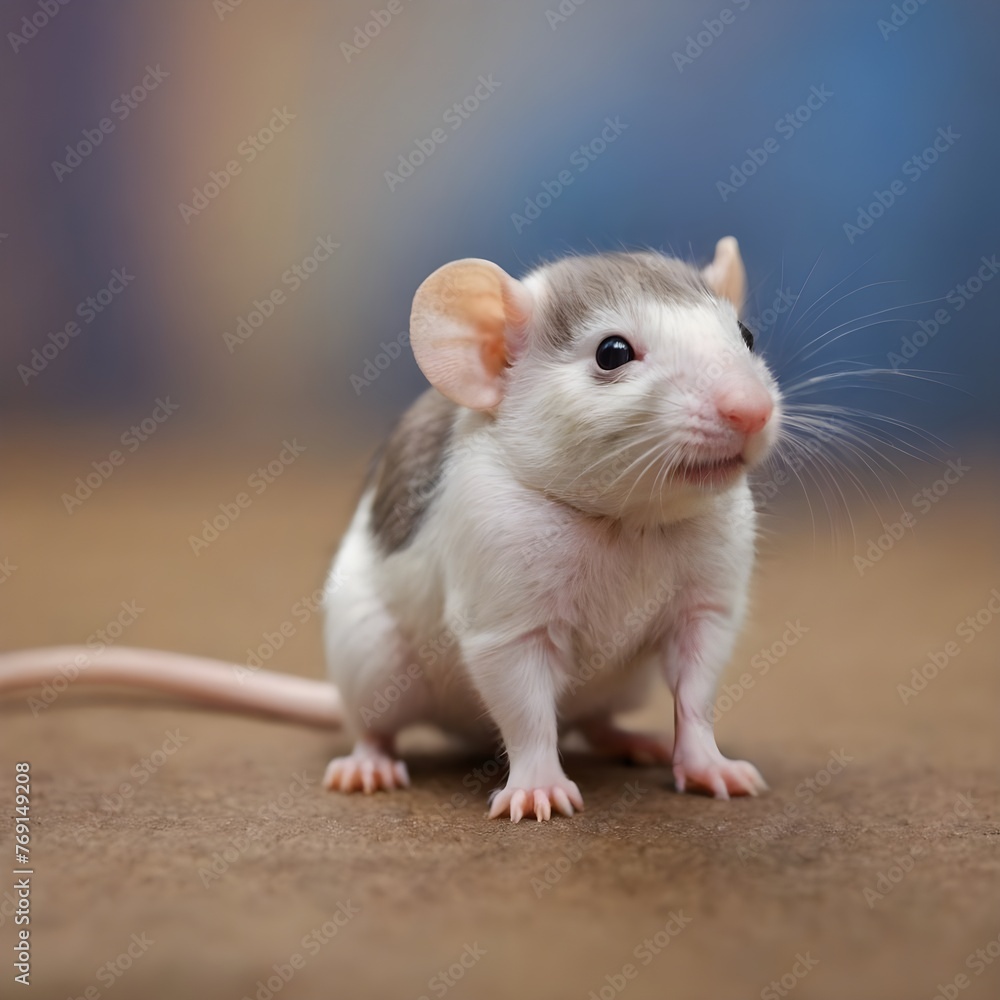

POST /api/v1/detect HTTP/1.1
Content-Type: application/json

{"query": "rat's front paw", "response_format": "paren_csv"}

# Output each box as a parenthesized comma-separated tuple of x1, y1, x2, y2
(672, 751, 766, 800)
(488, 779, 584, 822)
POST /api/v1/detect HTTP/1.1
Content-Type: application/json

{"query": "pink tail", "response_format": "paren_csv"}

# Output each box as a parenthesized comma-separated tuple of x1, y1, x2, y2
(0, 646, 342, 728)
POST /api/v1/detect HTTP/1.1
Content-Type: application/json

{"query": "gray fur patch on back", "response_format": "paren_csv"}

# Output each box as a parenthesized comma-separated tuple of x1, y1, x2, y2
(369, 388, 457, 554)
(533, 252, 712, 351)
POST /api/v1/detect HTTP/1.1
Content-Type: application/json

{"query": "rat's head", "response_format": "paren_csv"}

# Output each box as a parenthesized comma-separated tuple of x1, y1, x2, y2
(410, 238, 782, 523)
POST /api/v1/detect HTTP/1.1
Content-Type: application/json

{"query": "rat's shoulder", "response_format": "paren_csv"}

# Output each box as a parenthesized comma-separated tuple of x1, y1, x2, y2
(368, 388, 459, 555)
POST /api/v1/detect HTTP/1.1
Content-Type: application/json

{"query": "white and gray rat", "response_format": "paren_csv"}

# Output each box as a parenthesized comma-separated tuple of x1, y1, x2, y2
(0, 237, 782, 822)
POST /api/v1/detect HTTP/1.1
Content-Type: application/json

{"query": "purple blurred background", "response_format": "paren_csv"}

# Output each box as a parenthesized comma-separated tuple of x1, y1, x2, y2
(0, 0, 996, 453)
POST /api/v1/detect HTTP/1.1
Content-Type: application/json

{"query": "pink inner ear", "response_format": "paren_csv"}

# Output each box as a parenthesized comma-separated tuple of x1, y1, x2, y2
(410, 259, 526, 411)
(480, 329, 507, 377)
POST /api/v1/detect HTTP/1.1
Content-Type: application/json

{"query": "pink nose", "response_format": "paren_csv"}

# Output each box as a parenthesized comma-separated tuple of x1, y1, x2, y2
(714, 382, 773, 435)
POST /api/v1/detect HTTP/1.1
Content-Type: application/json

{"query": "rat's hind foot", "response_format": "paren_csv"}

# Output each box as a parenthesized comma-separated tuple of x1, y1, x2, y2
(323, 737, 409, 794)
(579, 719, 673, 766)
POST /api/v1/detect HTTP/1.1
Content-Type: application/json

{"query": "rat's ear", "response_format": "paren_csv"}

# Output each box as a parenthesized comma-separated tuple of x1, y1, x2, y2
(410, 258, 532, 411)
(701, 236, 747, 312)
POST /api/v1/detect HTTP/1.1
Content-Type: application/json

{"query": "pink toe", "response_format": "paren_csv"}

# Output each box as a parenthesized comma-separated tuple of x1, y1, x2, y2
(709, 772, 730, 800)
(551, 788, 574, 817)
(376, 759, 394, 789)
(533, 790, 551, 822)
(361, 763, 377, 794)
(510, 789, 527, 824)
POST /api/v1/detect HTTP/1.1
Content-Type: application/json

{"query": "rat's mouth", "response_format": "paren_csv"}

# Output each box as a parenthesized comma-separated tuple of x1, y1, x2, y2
(674, 453, 745, 488)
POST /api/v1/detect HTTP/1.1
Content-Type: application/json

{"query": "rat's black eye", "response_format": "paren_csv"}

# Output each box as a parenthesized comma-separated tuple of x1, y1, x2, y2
(595, 336, 635, 370)
(739, 322, 755, 352)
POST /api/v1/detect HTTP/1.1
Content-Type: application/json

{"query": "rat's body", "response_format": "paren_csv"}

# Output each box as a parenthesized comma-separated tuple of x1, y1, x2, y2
(0, 238, 781, 821)
(321, 242, 778, 817)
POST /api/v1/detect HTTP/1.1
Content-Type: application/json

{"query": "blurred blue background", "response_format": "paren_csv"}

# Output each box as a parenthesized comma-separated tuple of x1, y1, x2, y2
(0, 0, 996, 452)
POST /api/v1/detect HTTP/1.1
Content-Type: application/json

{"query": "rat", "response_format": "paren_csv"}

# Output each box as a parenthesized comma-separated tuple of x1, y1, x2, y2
(0, 237, 781, 822)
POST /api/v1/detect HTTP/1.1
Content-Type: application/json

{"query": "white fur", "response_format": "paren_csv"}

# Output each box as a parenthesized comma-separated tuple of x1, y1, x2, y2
(324, 259, 783, 809)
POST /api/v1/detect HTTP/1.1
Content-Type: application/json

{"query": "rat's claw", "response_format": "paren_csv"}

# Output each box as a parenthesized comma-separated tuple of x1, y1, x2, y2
(708, 772, 730, 801)
(488, 781, 584, 822)
(323, 739, 409, 794)
(360, 760, 377, 794)
(671, 753, 767, 800)
(487, 789, 508, 820)
(565, 781, 585, 812)
(376, 758, 394, 790)
(533, 789, 551, 822)
(551, 787, 574, 817)
(510, 789, 528, 824)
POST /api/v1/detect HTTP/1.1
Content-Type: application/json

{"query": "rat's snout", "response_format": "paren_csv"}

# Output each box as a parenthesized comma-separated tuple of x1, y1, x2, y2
(713, 376, 774, 436)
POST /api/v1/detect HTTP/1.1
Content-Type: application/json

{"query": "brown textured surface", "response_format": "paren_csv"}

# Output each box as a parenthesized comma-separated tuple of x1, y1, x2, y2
(1, 432, 999, 1000)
